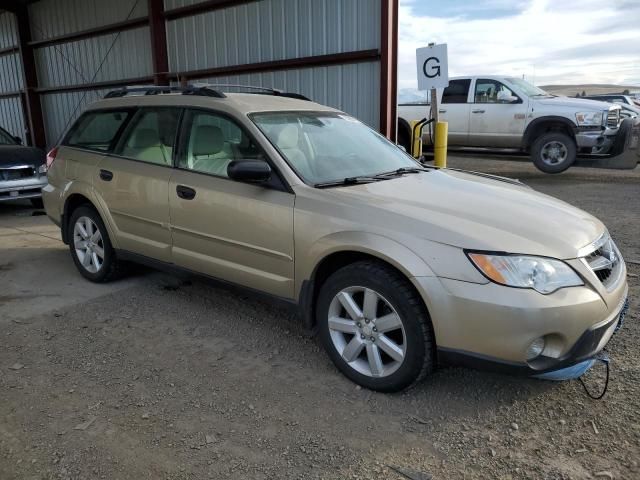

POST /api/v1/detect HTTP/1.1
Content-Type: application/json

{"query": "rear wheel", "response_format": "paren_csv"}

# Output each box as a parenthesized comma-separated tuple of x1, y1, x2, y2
(531, 132, 576, 173)
(68, 206, 122, 282)
(317, 261, 434, 392)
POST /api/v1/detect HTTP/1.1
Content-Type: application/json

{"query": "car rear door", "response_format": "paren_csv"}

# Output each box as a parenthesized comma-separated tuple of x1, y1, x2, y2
(168, 108, 295, 299)
(94, 107, 181, 263)
(468, 78, 529, 148)
(437, 79, 472, 146)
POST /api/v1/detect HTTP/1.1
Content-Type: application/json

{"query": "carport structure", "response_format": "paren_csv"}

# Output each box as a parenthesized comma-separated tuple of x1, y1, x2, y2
(0, 0, 398, 149)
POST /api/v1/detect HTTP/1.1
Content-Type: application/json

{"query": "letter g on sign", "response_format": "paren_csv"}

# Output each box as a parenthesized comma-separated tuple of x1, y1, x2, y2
(423, 57, 441, 79)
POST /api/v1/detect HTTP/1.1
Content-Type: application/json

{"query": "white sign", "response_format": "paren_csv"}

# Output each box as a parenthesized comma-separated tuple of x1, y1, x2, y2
(416, 44, 449, 91)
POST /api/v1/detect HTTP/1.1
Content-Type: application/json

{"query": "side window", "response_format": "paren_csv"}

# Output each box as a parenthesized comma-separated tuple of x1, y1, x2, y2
(65, 110, 130, 152)
(178, 110, 263, 177)
(475, 79, 517, 104)
(115, 108, 181, 166)
(442, 79, 471, 104)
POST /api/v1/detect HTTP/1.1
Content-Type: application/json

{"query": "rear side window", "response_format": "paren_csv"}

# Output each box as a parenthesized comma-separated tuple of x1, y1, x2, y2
(65, 110, 131, 152)
(115, 108, 181, 166)
(442, 79, 471, 104)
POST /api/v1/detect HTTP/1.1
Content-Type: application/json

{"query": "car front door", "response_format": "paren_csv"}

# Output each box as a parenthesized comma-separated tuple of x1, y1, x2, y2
(168, 109, 295, 299)
(437, 79, 472, 146)
(468, 79, 528, 148)
(95, 107, 181, 263)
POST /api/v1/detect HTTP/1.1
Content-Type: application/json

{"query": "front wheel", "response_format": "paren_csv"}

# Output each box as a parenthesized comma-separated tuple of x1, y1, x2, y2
(316, 261, 434, 392)
(531, 132, 576, 173)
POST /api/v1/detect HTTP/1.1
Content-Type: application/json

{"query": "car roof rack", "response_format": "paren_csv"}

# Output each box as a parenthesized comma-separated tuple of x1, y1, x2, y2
(104, 85, 226, 99)
(193, 84, 311, 101)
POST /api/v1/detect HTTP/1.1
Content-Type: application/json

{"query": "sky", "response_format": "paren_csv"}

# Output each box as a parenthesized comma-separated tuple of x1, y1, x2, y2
(398, 0, 640, 89)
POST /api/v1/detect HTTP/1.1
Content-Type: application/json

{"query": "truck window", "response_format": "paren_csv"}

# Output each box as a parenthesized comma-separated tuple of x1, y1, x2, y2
(442, 80, 471, 104)
(474, 79, 517, 104)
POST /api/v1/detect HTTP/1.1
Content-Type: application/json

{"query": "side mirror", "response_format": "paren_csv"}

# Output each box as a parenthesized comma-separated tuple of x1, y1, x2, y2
(13, 135, 22, 144)
(497, 91, 519, 104)
(227, 160, 272, 183)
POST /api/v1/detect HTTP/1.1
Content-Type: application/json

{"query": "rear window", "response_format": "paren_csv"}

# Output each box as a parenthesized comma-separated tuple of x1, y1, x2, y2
(442, 79, 471, 104)
(65, 110, 131, 152)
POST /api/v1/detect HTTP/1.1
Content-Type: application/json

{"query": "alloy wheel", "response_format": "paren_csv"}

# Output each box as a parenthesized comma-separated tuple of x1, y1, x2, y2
(73, 216, 105, 274)
(540, 141, 568, 166)
(327, 286, 406, 378)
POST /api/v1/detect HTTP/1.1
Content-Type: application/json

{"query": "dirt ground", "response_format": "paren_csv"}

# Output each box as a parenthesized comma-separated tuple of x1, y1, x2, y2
(1, 156, 639, 480)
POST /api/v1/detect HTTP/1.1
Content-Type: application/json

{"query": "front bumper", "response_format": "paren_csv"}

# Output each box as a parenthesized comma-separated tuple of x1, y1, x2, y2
(0, 175, 48, 202)
(412, 273, 629, 376)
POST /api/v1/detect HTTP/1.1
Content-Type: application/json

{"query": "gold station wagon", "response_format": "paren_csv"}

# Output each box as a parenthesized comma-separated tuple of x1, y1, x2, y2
(43, 85, 629, 392)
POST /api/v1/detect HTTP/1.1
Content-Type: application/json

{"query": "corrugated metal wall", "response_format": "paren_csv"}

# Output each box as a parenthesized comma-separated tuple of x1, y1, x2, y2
(166, 0, 381, 128)
(29, 0, 153, 146)
(0, 12, 26, 141)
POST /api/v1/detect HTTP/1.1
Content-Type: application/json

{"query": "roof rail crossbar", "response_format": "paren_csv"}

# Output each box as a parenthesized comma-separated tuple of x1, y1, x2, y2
(192, 83, 311, 101)
(104, 85, 226, 99)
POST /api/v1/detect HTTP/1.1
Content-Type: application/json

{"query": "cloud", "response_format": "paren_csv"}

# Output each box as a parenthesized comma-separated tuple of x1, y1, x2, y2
(398, 0, 640, 89)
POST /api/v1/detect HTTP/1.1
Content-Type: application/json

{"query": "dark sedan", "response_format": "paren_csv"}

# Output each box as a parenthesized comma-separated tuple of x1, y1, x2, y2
(0, 126, 47, 208)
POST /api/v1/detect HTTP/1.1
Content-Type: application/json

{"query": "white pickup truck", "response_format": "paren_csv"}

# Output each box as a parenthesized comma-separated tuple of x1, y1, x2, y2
(398, 76, 623, 173)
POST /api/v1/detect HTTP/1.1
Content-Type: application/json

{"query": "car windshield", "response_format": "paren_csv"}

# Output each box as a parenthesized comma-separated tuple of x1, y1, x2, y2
(506, 78, 550, 97)
(0, 128, 17, 145)
(252, 112, 419, 185)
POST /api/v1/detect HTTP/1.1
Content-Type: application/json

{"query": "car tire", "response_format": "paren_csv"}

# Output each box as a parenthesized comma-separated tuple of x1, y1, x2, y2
(531, 132, 576, 173)
(30, 198, 44, 209)
(316, 260, 434, 392)
(68, 205, 123, 283)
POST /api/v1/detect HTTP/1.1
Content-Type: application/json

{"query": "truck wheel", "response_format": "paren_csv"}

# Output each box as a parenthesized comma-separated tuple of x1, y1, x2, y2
(316, 261, 434, 392)
(531, 132, 576, 173)
(397, 124, 412, 155)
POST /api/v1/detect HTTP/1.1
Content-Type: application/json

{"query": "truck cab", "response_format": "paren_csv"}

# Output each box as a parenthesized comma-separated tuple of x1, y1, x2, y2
(398, 76, 624, 173)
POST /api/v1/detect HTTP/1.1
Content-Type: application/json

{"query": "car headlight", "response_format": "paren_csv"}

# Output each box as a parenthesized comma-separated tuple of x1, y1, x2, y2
(467, 252, 583, 294)
(575, 111, 603, 126)
(38, 164, 47, 174)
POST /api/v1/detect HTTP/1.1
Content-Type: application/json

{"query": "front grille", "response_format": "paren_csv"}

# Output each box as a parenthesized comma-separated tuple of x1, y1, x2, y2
(582, 233, 622, 289)
(606, 109, 620, 128)
(0, 167, 35, 181)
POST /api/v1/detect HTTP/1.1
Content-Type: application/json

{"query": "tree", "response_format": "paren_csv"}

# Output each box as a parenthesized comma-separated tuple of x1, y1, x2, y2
(581, 90, 586, 97)
(623, 89, 630, 95)
(575, 92, 581, 97)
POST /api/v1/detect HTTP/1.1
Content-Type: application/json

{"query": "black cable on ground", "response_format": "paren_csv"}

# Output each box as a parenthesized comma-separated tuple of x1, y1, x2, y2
(578, 353, 609, 400)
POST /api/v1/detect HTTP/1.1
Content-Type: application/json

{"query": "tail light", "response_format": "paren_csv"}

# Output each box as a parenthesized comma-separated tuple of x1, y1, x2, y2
(45, 146, 58, 171)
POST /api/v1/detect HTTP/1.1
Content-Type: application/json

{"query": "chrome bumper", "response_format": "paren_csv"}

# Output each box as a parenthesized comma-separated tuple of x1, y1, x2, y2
(0, 175, 48, 201)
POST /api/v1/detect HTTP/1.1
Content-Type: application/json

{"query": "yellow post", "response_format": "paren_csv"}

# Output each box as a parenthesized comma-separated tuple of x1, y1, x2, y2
(409, 120, 423, 158)
(434, 121, 448, 167)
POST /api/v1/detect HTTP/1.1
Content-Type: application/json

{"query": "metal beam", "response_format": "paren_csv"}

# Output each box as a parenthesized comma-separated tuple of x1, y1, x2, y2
(35, 75, 155, 94)
(15, 5, 46, 148)
(172, 50, 381, 82)
(164, 0, 258, 21)
(28, 17, 149, 48)
(380, 0, 399, 141)
(148, 0, 169, 86)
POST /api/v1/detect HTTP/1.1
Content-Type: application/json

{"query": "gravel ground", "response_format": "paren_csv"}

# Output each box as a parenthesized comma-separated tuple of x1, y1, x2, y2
(1, 156, 639, 480)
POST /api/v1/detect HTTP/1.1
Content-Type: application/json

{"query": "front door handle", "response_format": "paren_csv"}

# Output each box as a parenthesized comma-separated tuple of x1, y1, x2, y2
(472, 109, 486, 114)
(99, 169, 113, 181)
(439, 109, 447, 114)
(176, 185, 196, 200)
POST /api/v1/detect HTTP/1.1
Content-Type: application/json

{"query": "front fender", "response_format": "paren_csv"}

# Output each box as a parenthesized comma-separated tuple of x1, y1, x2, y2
(296, 230, 436, 296)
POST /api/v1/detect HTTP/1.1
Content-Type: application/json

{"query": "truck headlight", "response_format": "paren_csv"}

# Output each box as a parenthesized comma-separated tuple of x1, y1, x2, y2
(466, 252, 583, 294)
(38, 164, 47, 174)
(575, 111, 603, 126)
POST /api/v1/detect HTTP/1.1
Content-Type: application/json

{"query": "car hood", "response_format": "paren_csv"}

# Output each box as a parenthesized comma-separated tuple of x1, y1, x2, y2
(536, 96, 618, 111)
(0, 145, 45, 168)
(325, 169, 604, 259)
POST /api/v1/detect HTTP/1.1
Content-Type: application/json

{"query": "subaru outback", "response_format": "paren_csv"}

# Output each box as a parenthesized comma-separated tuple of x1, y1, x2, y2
(43, 85, 629, 392)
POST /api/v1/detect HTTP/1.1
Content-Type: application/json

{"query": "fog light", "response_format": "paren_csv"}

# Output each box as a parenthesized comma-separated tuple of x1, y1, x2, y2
(526, 337, 545, 360)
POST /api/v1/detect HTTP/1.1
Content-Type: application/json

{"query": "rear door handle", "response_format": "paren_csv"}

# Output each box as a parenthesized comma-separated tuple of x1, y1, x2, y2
(439, 109, 447, 114)
(472, 109, 485, 114)
(176, 185, 196, 200)
(99, 169, 113, 181)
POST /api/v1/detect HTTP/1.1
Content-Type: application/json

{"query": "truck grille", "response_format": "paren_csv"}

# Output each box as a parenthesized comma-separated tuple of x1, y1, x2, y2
(606, 109, 620, 128)
(582, 233, 623, 289)
(0, 167, 35, 181)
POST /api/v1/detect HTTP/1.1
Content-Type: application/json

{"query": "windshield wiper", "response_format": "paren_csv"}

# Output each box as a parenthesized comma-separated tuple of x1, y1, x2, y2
(314, 175, 389, 189)
(372, 166, 430, 178)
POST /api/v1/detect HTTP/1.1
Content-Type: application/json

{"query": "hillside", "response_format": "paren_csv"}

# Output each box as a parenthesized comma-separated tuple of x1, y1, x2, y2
(540, 84, 640, 96)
